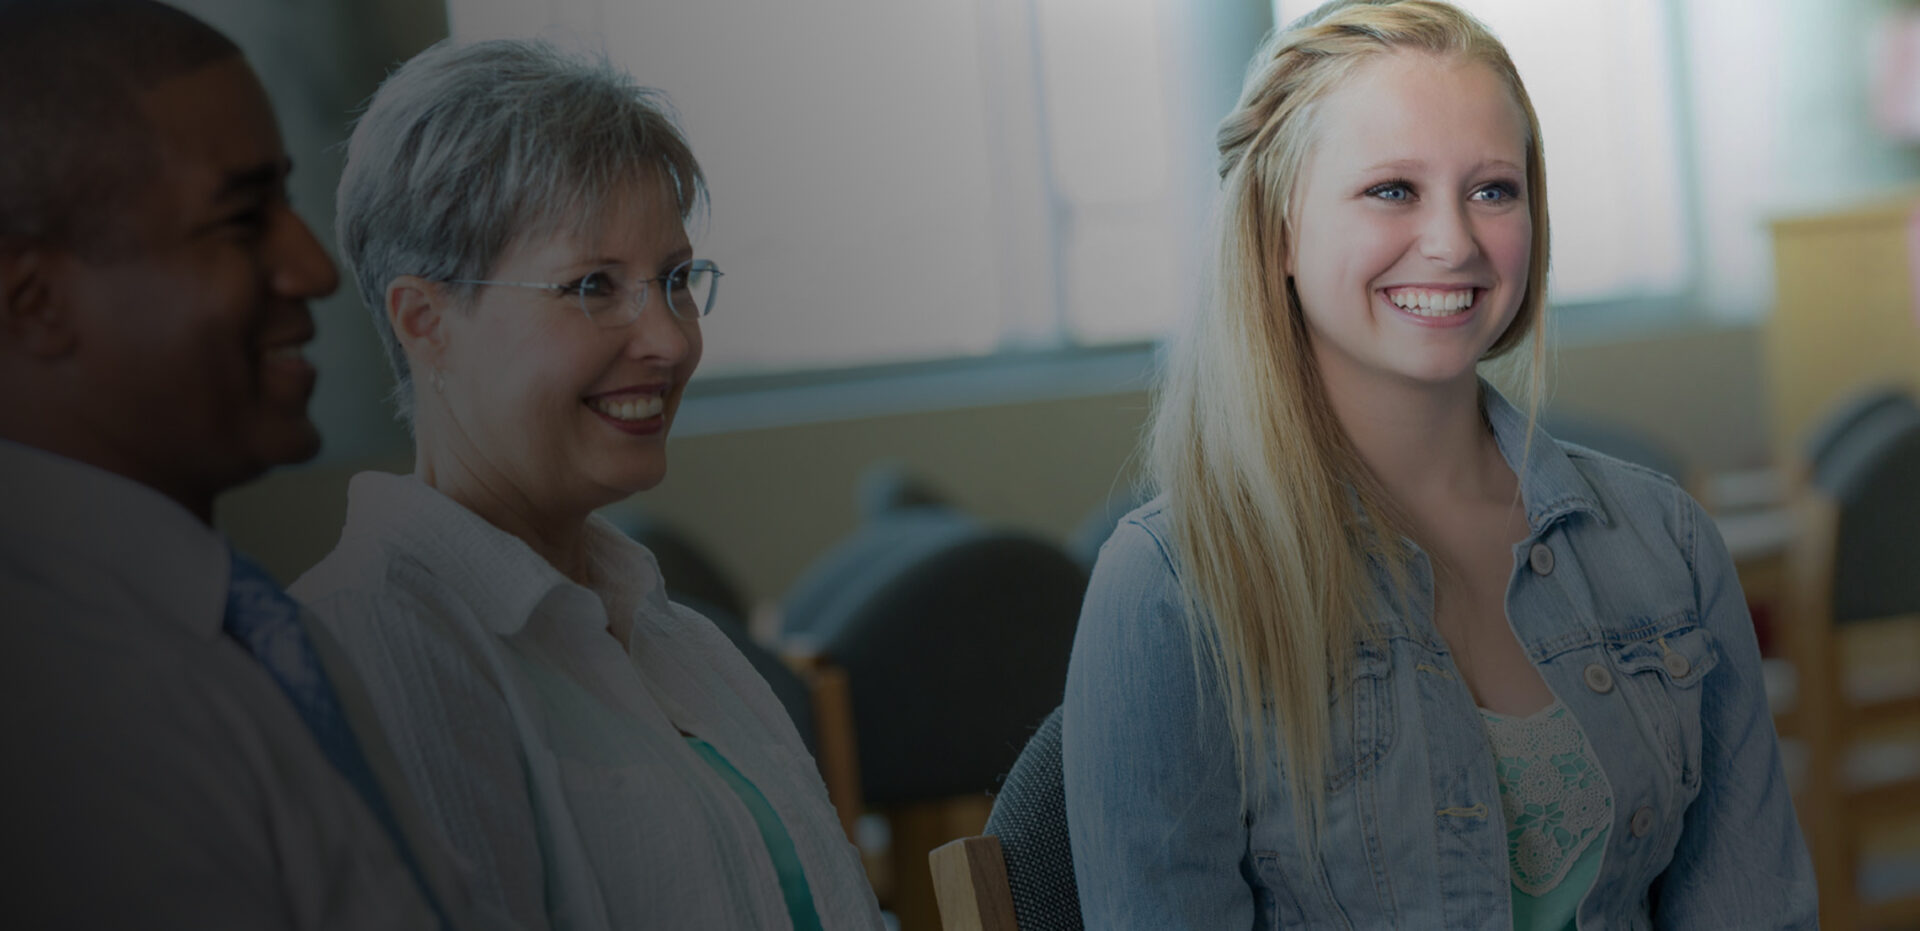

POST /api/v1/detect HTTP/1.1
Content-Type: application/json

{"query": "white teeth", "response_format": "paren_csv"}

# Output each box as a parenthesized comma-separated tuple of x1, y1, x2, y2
(1387, 288, 1475, 316)
(589, 395, 664, 421)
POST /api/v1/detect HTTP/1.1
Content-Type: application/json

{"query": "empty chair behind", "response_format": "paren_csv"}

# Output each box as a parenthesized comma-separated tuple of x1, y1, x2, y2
(1802, 385, 1920, 482)
(785, 521, 1087, 804)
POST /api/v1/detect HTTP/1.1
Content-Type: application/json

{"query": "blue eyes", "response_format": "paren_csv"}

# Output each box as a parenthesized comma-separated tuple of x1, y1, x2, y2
(1363, 180, 1521, 203)
(1366, 181, 1415, 202)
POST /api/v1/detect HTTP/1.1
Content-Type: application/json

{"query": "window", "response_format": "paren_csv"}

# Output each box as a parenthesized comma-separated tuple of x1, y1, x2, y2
(445, 0, 1865, 380)
(449, 0, 1259, 377)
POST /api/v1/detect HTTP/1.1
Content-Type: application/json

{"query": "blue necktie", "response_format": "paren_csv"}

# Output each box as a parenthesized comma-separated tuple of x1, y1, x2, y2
(223, 550, 450, 929)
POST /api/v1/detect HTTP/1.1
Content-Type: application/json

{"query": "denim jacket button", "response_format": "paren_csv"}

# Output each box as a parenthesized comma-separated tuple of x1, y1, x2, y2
(1583, 662, 1614, 694)
(1528, 543, 1554, 576)
(1630, 805, 1656, 838)
(1662, 651, 1692, 678)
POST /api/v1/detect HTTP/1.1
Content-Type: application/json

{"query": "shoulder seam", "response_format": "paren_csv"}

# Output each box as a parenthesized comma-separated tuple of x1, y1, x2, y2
(1554, 440, 1683, 489)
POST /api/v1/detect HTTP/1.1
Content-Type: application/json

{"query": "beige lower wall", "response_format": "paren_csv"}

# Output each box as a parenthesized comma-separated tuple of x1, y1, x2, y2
(220, 322, 1773, 604)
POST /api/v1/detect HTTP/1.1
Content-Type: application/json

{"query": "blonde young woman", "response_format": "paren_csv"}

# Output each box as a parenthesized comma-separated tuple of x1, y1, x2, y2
(1062, 2, 1815, 928)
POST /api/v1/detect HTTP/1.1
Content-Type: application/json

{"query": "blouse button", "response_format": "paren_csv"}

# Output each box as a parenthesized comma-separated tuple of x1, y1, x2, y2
(1528, 542, 1555, 576)
(1583, 662, 1614, 694)
(1663, 651, 1692, 678)
(1630, 805, 1656, 838)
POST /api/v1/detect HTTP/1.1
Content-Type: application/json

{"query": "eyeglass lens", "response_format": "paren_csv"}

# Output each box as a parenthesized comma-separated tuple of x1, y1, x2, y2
(575, 260, 719, 326)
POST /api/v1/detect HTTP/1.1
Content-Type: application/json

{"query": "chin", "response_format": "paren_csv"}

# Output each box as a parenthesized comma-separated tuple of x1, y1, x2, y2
(606, 460, 669, 497)
(252, 419, 324, 469)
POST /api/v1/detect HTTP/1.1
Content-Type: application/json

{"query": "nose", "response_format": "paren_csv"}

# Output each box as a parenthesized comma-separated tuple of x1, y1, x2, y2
(272, 205, 340, 299)
(1419, 202, 1479, 268)
(621, 281, 696, 365)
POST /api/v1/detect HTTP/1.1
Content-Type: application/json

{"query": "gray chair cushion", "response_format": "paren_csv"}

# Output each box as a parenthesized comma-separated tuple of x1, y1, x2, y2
(986, 706, 1082, 931)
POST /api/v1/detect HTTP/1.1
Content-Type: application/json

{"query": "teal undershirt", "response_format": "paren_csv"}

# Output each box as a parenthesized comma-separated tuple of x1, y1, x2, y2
(684, 736, 825, 931)
(1510, 827, 1606, 931)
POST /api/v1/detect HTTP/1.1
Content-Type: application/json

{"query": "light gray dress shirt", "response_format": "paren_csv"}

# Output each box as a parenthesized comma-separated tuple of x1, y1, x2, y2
(0, 440, 486, 930)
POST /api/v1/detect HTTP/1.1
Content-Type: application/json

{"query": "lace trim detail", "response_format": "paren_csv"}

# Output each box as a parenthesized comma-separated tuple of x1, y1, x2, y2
(1481, 700, 1611, 896)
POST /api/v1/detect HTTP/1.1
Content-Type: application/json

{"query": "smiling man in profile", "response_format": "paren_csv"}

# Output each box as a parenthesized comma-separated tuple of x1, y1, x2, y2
(0, 2, 482, 927)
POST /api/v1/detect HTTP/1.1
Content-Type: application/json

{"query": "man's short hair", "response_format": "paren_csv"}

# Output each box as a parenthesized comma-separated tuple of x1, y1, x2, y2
(0, 0, 241, 256)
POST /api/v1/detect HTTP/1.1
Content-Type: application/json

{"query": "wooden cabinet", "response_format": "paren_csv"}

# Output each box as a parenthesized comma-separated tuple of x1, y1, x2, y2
(1766, 192, 1920, 464)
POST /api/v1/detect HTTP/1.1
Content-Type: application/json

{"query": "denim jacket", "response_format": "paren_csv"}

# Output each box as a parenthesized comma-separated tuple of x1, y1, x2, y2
(1063, 387, 1816, 929)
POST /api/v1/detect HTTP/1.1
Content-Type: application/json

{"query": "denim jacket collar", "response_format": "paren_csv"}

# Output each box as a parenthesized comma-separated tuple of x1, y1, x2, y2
(1480, 380, 1609, 533)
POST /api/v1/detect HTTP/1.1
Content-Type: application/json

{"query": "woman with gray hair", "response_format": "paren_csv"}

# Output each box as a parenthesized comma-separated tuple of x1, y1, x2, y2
(292, 39, 883, 930)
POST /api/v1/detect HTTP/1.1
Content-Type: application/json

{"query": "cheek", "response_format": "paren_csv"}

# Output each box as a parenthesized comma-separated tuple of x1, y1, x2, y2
(680, 324, 705, 378)
(1487, 215, 1533, 282)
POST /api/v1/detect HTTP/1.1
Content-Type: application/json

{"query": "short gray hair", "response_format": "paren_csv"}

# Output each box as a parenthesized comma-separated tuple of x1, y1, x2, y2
(336, 38, 707, 420)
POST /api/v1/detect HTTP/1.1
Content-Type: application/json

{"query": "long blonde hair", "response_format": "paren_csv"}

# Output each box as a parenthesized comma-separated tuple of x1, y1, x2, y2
(1146, 0, 1551, 839)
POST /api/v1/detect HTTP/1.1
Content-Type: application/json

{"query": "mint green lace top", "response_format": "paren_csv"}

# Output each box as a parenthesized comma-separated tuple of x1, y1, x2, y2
(1481, 700, 1612, 931)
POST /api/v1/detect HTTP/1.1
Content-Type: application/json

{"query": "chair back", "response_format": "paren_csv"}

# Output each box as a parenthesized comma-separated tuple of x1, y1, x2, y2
(1821, 413, 1920, 624)
(983, 706, 1082, 931)
(784, 522, 1087, 804)
(617, 513, 750, 621)
(1802, 385, 1920, 480)
(692, 600, 817, 754)
(781, 510, 979, 644)
(929, 707, 1082, 931)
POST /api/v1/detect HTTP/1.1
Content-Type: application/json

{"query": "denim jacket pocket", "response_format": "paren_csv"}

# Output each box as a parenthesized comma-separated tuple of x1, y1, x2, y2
(1327, 639, 1395, 792)
(1610, 624, 1721, 791)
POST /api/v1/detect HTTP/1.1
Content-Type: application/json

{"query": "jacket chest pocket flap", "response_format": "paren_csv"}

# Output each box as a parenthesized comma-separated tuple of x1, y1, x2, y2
(1609, 625, 1721, 788)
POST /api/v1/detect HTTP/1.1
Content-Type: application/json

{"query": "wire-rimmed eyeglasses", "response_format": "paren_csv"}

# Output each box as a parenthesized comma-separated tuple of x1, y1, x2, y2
(447, 258, 722, 327)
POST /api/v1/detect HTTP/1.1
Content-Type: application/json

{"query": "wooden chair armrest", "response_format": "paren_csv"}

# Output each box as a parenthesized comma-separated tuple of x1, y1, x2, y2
(929, 835, 1018, 931)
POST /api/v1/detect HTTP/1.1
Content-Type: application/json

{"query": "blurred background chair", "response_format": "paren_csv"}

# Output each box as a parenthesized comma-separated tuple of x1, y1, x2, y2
(1065, 486, 1148, 572)
(1803, 387, 1920, 487)
(614, 511, 751, 622)
(687, 599, 818, 755)
(930, 705, 1081, 931)
(857, 459, 960, 522)
(783, 507, 1087, 930)
(612, 511, 869, 842)
(1778, 400, 1920, 930)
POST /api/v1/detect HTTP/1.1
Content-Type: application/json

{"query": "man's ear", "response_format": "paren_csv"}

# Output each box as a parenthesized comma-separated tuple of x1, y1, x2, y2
(0, 246, 78, 358)
(386, 275, 451, 371)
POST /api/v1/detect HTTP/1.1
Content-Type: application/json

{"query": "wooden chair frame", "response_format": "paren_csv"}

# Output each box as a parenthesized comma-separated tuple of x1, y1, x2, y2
(1781, 493, 1920, 930)
(929, 835, 1018, 931)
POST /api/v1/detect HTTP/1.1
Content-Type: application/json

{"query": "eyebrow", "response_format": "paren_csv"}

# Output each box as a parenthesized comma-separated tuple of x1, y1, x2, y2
(1361, 157, 1524, 174)
(574, 245, 696, 274)
(212, 157, 292, 203)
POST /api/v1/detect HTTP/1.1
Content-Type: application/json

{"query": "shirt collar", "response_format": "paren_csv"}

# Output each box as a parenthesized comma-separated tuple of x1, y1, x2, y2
(337, 471, 670, 637)
(0, 438, 231, 637)
(1480, 380, 1609, 532)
